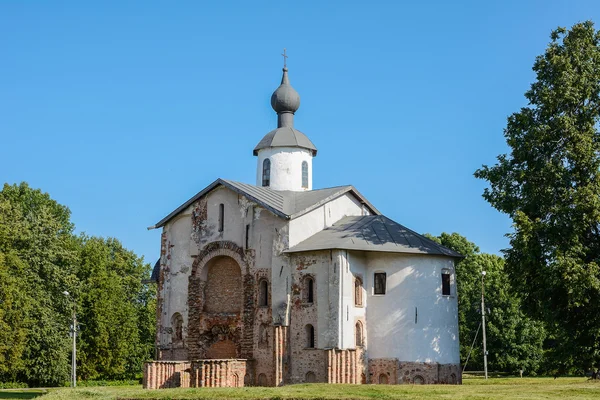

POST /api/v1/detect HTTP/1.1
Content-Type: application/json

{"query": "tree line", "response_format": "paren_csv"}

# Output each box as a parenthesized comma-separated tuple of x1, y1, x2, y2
(0, 182, 155, 386)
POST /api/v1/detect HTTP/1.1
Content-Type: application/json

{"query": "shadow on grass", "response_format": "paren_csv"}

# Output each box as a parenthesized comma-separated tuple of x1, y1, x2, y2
(0, 391, 46, 399)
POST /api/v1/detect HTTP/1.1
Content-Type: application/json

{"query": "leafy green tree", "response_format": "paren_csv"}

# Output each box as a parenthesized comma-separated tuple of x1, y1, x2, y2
(77, 236, 154, 380)
(427, 233, 546, 373)
(0, 183, 76, 386)
(0, 182, 156, 385)
(475, 21, 600, 371)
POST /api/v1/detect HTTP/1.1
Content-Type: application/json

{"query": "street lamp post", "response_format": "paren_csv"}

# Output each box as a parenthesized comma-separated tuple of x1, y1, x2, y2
(481, 271, 488, 379)
(63, 291, 76, 388)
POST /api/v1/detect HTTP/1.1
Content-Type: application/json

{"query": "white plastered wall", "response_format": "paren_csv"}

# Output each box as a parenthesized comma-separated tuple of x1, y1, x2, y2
(160, 211, 193, 347)
(256, 147, 313, 191)
(288, 193, 365, 248)
(364, 253, 459, 364)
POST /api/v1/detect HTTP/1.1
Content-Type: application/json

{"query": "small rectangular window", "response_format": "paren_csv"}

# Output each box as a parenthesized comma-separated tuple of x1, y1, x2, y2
(245, 224, 250, 248)
(218, 204, 224, 232)
(374, 272, 386, 295)
(442, 272, 451, 296)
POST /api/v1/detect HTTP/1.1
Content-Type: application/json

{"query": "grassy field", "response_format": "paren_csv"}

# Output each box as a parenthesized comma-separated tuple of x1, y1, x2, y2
(1, 377, 599, 400)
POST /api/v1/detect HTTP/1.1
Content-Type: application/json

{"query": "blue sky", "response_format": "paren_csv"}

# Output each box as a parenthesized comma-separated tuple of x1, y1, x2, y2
(2, 1, 599, 265)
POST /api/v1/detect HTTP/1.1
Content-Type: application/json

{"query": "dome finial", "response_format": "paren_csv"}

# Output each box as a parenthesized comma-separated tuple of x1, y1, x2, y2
(271, 49, 300, 127)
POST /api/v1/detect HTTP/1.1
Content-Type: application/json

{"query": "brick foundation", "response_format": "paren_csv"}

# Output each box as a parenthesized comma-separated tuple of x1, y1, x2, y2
(368, 359, 461, 384)
(326, 348, 365, 383)
(143, 361, 191, 389)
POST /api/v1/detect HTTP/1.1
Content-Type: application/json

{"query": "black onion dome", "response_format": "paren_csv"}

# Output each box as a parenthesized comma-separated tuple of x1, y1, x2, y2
(270, 68, 300, 113)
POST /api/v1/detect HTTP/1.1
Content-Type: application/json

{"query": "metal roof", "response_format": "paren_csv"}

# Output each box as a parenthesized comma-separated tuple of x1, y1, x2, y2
(285, 215, 463, 258)
(253, 127, 317, 156)
(148, 179, 380, 229)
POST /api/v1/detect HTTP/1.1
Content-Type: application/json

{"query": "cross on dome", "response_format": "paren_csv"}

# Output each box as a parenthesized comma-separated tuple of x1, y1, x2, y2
(282, 48, 288, 69)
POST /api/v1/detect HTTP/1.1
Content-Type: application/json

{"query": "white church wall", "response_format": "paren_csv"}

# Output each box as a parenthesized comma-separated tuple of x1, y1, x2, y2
(365, 253, 459, 365)
(256, 147, 313, 191)
(160, 212, 193, 346)
(288, 193, 364, 248)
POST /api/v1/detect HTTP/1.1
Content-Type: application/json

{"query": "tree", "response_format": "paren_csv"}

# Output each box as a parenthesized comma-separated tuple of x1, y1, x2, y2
(0, 183, 76, 385)
(426, 233, 546, 373)
(475, 21, 600, 371)
(76, 236, 155, 380)
(0, 182, 156, 385)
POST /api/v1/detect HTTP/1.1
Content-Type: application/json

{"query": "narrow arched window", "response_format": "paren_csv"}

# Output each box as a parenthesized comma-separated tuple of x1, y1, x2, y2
(258, 279, 268, 306)
(354, 277, 363, 306)
(355, 321, 363, 347)
(303, 276, 314, 304)
(301, 161, 308, 188)
(218, 203, 224, 232)
(305, 324, 315, 348)
(262, 159, 271, 187)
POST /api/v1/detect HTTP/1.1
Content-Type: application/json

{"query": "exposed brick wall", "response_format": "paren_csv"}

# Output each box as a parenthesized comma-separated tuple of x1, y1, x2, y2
(186, 241, 256, 362)
(326, 348, 365, 384)
(273, 325, 289, 386)
(204, 256, 242, 313)
(143, 361, 191, 389)
(253, 268, 275, 385)
(367, 359, 461, 385)
(368, 358, 398, 384)
(190, 359, 251, 387)
(398, 361, 461, 384)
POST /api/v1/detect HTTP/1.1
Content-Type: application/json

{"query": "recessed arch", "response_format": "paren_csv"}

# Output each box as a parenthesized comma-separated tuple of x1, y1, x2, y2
(305, 324, 315, 348)
(204, 256, 242, 313)
(171, 312, 184, 342)
(355, 321, 364, 347)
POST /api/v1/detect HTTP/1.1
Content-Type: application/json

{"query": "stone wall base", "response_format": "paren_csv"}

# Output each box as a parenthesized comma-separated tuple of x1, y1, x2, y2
(368, 359, 461, 384)
(143, 361, 191, 389)
(143, 357, 461, 389)
(143, 359, 252, 389)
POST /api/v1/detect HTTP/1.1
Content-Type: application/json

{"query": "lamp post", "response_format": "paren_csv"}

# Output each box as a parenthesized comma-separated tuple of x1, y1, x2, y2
(481, 271, 488, 379)
(63, 291, 76, 388)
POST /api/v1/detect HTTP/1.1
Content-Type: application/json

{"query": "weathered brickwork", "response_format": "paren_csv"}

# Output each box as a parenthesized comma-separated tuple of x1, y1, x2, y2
(397, 361, 461, 384)
(253, 268, 274, 386)
(273, 325, 289, 386)
(368, 358, 399, 384)
(190, 359, 251, 387)
(143, 361, 191, 389)
(367, 359, 461, 385)
(326, 348, 365, 384)
(186, 241, 254, 360)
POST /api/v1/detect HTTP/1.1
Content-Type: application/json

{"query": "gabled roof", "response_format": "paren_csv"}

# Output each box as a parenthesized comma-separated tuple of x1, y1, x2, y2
(148, 179, 380, 230)
(285, 215, 463, 258)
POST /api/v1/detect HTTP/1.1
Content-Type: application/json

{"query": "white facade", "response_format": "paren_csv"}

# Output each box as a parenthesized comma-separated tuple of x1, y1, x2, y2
(255, 147, 313, 191)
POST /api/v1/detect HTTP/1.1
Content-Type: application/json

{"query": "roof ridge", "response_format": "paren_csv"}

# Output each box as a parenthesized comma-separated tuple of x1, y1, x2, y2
(380, 215, 460, 257)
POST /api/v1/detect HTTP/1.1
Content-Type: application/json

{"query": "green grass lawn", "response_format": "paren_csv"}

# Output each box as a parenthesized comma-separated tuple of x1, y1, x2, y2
(4, 377, 599, 400)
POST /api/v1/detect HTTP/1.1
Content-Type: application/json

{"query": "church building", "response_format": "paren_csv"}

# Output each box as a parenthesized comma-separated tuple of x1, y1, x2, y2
(143, 60, 462, 389)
